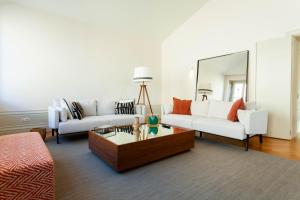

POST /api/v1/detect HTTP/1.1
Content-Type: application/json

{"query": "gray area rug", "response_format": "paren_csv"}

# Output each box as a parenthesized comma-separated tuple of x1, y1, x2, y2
(46, 134, 300, 200)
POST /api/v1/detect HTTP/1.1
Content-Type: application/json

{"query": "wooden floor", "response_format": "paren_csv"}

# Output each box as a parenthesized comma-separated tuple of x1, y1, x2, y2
(249, 135, 300, 161)
(200, 132, 300, 161)
(47, 131, 300, 161)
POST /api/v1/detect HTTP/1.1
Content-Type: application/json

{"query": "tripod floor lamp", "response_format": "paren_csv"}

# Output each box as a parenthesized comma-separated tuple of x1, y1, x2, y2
(133, 67, 153, 115)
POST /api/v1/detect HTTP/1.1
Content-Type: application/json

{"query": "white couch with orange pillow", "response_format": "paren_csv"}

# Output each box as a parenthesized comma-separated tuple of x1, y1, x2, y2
(161, 100, 268, 151)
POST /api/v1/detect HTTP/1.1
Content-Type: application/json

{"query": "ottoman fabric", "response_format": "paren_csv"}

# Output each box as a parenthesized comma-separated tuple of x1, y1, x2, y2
(0, 132, 55, 200)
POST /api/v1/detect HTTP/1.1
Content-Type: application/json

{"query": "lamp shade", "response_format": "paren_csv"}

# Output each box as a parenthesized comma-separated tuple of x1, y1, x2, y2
(198, 83, 213, 94)
(133, 67, 153, 82)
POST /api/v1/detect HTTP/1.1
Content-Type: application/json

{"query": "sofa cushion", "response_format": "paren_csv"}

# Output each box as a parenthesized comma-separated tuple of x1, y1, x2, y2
(60, 98, 74, 119)
(207, 100, 233, 119)
(78, 99, 97, 116)
(191, 101, 209, 116)
(161, 114, 199, 129)
(192, 117, 246, 140)
(58, 114, 144, 134)
(97, 99, 115, 116)
(163, 104, 173, 115)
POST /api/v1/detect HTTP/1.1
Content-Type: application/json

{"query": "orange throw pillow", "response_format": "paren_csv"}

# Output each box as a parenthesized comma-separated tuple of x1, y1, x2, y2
(227, 98, 245, 122)
(172, 97, 192, 115)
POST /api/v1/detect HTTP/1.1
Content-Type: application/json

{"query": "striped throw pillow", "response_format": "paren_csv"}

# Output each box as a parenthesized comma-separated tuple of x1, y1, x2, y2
(115, 100, 135, 115)
(72, 102, 85, 120)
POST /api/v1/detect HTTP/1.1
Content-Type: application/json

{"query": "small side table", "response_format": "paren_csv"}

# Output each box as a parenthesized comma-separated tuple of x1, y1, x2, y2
(30, 127, 47, 141)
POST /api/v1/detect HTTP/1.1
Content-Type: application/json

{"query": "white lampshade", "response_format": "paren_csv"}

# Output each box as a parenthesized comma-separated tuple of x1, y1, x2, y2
(133, 66, 153, 82)
(198, 83, 213, 94)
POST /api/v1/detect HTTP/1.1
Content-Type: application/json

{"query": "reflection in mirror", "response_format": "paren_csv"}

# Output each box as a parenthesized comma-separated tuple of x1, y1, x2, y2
(195, 51, 249, 102)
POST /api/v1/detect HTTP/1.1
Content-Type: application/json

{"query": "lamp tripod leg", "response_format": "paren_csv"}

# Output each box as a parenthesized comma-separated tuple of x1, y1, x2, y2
(137, 85, 143, 104)
(142, 85, 145, 105)
(144, 86, 153, 115)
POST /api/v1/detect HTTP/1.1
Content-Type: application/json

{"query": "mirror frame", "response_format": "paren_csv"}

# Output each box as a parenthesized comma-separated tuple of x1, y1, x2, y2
(195, 50, 249, 102)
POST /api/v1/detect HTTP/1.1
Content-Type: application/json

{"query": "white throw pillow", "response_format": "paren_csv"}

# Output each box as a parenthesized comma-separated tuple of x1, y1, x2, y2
(207, 100, 233, 119)
(78, 99, 97, 116)
(59, 98, 74, 119)
(191, 101, 209, 116)
(97, 99, 115, 116)
(163, 104, 173, 114)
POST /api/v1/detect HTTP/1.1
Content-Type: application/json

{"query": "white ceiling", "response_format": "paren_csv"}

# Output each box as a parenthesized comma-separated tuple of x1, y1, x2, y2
(2, 0, 208, 40)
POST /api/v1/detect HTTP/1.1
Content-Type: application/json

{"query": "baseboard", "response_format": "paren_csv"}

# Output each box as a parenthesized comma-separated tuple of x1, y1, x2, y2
(263, 135, 292, 141)
(0, 124, 49, 135)
(0, 110, 48, 135)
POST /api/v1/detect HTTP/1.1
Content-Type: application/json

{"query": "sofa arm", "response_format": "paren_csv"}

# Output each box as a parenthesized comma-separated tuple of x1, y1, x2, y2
(141, 105, 146, 115)
(48, 106, 59, 129)
(238, 110, 268, 135)
(135, 105, 146, 116)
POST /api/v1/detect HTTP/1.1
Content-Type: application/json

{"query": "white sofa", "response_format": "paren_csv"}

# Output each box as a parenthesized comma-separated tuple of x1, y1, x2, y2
(161, 100, 268, 150)
(48, 99, 146, 144)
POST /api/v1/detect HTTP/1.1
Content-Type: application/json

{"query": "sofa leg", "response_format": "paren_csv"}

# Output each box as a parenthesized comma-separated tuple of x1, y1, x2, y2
(56, 130, 60, 144)
(259, 134, 263, 144)
(245, 135, 249, 151)
(52, 129, 54, 137)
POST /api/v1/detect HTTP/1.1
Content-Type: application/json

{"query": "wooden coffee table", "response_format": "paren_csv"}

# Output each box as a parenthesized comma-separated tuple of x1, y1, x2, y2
(89, 124, 195, 172)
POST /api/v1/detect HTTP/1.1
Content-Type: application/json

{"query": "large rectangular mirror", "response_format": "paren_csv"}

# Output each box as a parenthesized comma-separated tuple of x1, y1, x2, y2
(195, 51, 249, 102)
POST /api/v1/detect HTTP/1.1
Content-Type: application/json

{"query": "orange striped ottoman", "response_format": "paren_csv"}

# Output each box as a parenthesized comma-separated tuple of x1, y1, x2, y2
(0, 132, 55, 200)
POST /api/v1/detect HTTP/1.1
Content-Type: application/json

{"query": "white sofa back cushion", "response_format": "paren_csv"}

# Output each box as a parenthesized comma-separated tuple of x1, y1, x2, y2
(97, 99, 115, 116)
(163, 104, 173, 115)
(191, 101, 209, 116)
(207, 100, 233, 119)
(78, 99, 97, 116)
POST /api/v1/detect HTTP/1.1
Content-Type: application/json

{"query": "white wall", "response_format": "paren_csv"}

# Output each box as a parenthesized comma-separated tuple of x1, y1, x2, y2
(162, 0, 300, 104)
(0, 3, 161, 132)
(256, 36, 292, 139)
